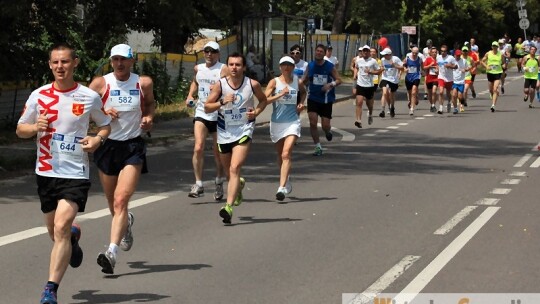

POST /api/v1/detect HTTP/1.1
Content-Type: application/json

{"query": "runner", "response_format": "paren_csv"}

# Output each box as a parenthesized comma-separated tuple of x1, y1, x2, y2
(423, 47, 439, 113)
(17, 43, 111, 304)
(378, 47, 404, 118)
(302, 44, 342, 156)
(450, 50, 470, 114)
(436, 44, 457, 114)
(499, 38, 512, 94)
(422, 39, 433, 100)
(353, 45, 381, 127)
(481, 41, 505, 112)
(204, 52, 268, 224)
(264, 56, 307, 201)
(404, 46, 423, 115)
(515, 37, 526, 73)
(89, 44, 155, 275)
(290, 44, 308, 79)
(324, 45, 339, 69)
(350, 47, 362, 96)
(184, 41, 227, 200)
(462, 45, 479, 103)
(522, 45, 539, 107)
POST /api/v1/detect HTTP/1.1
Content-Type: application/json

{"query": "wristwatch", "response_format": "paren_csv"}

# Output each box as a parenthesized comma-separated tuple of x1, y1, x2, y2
(96, 134, 106, 145)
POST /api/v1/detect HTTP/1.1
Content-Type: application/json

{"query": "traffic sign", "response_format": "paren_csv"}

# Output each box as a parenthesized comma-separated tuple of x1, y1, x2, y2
(519, 18, 530, 30)
(516, 0, 527, 7)
(401, 26, 416, 35)
(518, 9, 527, 19)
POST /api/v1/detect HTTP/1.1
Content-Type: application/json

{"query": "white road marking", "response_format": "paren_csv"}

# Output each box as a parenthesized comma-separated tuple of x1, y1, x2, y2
(376, 129, 390, 133)
(415, 117, 425, 120)
(514, 154, 533, 167)
(387, 126, 399, 129)
(490, 188, 512, 195)
(423, 114, 434, 117)
(530, 156, 540, 168)
(475, 198, 500, 206)
(346, 255, 421, 304)
(317, 124, 355, 142)
(0, 195, 169, 247)
(397, 123, 409, 126)
(394, 207, 500, 303)
(433, 206, 478, 235)
(509, 171, 527, 177)
(363, 134, 377, 137)
(501, 179, 520, 185)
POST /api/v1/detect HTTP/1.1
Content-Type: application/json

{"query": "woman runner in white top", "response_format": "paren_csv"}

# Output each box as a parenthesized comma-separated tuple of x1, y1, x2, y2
(264, 56, 307, 201)
(205, 52, 268, 224)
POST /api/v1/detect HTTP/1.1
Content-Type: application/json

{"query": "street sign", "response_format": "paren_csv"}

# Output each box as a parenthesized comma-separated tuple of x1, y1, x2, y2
(518, 9, 527, 19)
(401, 26, 416, 35)
(516, 0, 527, 7)
(519, 18, 530, 30)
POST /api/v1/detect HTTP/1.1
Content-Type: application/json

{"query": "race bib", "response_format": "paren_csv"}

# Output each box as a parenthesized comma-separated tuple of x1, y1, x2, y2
(408, 66, 417, 73)
(313, 74, 328, 85)
(279, 89, 297, 105)
(429, 67, 437, 75)
(489, 65, 498, 70)
(224, 108, 248, 126)
(108, 90, 140, 112)
(51, 133, 84, 163)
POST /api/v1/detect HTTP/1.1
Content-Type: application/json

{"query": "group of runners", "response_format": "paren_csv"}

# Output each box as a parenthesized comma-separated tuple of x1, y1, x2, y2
(16, 34, 540, 303)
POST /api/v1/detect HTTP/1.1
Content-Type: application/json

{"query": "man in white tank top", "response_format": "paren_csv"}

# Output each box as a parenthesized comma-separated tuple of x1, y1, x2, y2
(89, 44, 155, 274)
(185, 41, 227, 200)
(205, 53, 268, 224)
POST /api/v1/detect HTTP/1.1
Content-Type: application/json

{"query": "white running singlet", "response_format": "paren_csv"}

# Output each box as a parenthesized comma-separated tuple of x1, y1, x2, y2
(195, 62, 224, 121)
(217, 77, 256, 144)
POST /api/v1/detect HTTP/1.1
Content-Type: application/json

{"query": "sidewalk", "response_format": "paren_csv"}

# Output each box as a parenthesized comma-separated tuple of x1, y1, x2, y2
(149, 81, 355, 140)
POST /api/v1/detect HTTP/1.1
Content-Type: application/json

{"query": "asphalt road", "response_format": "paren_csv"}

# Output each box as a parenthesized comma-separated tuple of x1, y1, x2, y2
(1, 71, 539, 303)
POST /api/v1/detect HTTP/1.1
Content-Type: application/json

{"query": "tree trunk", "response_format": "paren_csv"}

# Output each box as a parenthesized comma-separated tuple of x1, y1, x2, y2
(331, 0, 348, 34)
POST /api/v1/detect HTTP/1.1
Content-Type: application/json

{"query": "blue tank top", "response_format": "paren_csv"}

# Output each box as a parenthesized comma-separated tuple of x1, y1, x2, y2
(308, 60, 335, 104)
(271, 76, 299, 123)
(405, 56, 421, 82)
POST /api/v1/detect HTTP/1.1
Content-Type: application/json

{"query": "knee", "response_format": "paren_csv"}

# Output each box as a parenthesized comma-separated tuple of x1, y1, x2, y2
(193, 143, 204, 155)
(113, 194, 130, 212)
(53, 220, 72, 241)
(281, 150, 291, 162)
(228, 164, 241, 176)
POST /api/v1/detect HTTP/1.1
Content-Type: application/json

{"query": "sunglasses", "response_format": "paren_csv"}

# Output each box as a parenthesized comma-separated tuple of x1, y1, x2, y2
(290, 51, 301, 55)
(203, 49, 219, 54)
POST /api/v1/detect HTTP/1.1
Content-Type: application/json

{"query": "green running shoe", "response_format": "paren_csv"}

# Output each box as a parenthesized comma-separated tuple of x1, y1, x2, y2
(233, 177, 245, 206)
(219, 204, 233, 224)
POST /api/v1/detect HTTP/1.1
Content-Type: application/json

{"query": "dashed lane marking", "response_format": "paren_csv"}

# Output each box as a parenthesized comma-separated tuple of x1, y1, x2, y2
(475, 198, 500, 206)
(490, 188, 512, 195)
(514, 154, 533, 167)
(433, 206, 478, 235)
(501, 179, 521, 185)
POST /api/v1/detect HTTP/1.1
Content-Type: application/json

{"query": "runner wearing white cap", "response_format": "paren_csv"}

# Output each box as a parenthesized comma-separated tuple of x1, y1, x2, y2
(353, 45, 381, 127)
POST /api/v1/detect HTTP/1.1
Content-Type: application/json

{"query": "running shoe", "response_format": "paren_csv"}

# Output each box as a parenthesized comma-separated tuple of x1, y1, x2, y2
(354, 121, 362, 128)
(214, 182, 224, 201)
(219, 204, 233, 224)
(462, 101, 468, 107)
(40, 283, 57, 304)
(524, 96, 528, 102)
(368, 116, 373, 125)
(460, 105, 465, 112)
(97, 249, 116, 274)
(446, 103, 451, 113)
(379, 111, 385, 118)
(312, 146, 323, 156)
(285, 176, 292, 194)
(501, 86, 505, 94)
(490, 106, 495, 112)
(453, 108, 458, 114)
(276, 187, 286, 201)
(325, 131, 333, 141)
(233, 177, 245, 206)
(423, 93, 428, 100)
(119, 212, 134, 251)
(437, 110, 443, 115)
(529, 104, 534, 108)
(430, 106, 436, 113)
(471, 91, 476, 98)
(409, 108, 414, 116)
(188, 184, 204, 198)
(390, 106, 395, 118)
(70, 224, 83, 268)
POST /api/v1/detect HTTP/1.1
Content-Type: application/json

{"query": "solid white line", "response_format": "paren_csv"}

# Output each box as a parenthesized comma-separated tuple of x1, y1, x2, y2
(509, 171, 527, 177)
(501, 179, 520, 185)
(514, 154, 533, 167)
(530, 156, 540, 168)
(490, 188, 512, 195)
(387, 126, 399, 129)
(397, 123, 409, 126)
(394, 207, 500, 303)
(346, 255, 421, 304)
(475, 198, 500, 206)
(433, 206, 478, 235)
(376, 129, 390, 133)
(0, 195, 169, 247)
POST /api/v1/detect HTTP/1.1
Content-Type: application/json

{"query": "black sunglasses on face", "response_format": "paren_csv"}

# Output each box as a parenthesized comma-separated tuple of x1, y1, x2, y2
(204, 49, 219, 54)
(290, 51, 301, 55)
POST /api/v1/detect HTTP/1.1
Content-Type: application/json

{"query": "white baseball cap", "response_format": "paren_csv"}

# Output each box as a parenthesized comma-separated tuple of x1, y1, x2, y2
(110, 44, 133, 58)
(203, 41, 220, 51)
(359, 45, 370, 51)
(279, 56, 295, 65)
(380, 47, 392, 55)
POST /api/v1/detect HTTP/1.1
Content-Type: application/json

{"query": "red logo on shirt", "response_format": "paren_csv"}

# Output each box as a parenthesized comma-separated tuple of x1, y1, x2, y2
(72, 103, 84, 116)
